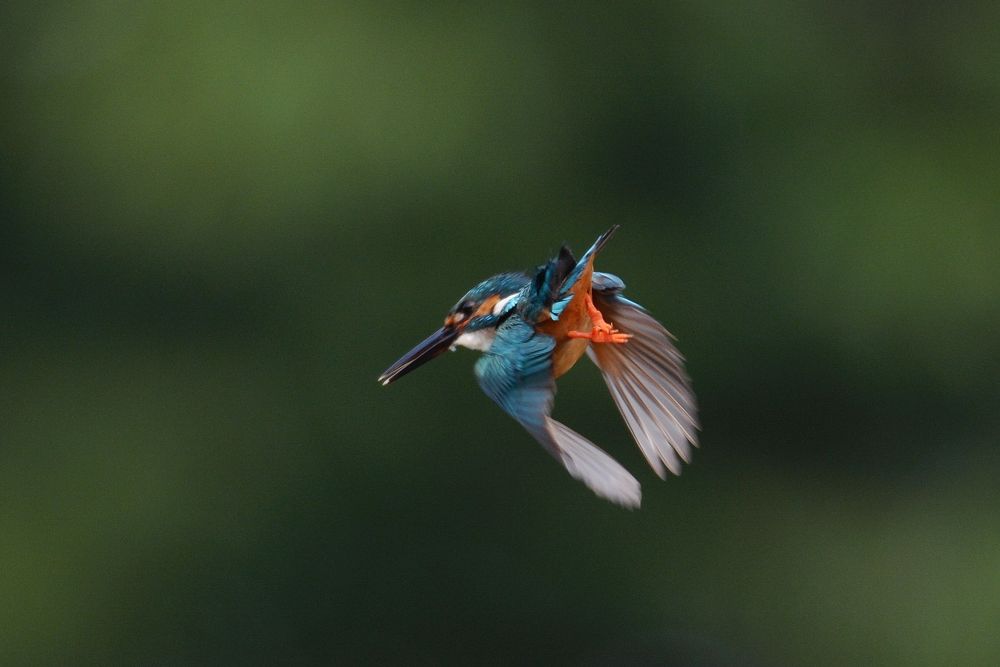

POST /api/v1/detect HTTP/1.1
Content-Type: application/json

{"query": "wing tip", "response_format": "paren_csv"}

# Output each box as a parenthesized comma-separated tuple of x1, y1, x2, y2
(592, 224, 621, 256)
(546, 417, 642, 510)
(616, 490, 643, 510)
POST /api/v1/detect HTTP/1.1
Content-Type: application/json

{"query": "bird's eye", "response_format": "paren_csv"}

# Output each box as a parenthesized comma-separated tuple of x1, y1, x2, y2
(449, 301, 476, 325)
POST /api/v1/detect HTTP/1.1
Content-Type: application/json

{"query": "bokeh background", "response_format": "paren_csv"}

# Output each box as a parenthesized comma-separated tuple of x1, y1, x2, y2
(2, 2, 999, 665)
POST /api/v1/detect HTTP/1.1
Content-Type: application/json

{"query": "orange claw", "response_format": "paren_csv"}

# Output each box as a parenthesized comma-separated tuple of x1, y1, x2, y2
(568, 292, 632, 344)
(596, 329, 632, 344)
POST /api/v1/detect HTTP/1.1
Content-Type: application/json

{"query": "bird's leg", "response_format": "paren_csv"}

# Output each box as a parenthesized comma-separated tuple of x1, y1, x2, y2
(568, 292, 631, 344)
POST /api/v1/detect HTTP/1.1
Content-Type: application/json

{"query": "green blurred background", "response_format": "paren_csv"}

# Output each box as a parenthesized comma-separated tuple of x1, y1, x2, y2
(2, 2, 999, 665)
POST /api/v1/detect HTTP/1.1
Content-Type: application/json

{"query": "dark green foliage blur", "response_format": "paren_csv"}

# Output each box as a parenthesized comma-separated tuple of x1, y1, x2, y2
(2, 2, 999, 665)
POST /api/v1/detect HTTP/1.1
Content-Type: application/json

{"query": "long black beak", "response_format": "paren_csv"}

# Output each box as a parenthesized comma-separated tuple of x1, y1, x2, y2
(378, 326, 459, 386)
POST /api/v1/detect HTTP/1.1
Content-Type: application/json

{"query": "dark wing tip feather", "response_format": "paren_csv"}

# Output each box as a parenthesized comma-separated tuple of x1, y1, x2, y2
(586, 225, 621, 259)
(554, 245, 577, 283)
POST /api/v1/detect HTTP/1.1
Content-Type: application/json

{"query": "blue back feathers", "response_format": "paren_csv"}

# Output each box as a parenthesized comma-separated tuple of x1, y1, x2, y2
(454, 226, 620, 329)
(519, 245, 575, 322)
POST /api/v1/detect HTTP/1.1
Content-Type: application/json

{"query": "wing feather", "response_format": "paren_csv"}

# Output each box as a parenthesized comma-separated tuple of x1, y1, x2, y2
(476, 315, 640, 507)
(546, 418, 641, 508)
(587, 292, 699, 478)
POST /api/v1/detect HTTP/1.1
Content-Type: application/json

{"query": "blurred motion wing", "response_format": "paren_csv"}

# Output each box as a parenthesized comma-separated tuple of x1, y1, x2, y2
(588, 285, 699, 478)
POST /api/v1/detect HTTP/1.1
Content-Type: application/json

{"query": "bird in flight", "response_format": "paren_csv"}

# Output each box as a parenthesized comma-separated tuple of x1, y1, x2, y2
(378, 226, 698, 507)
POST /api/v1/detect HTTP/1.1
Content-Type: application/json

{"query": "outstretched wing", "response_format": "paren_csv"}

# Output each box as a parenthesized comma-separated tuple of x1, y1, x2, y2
(588, 275, 700, 478)
(475, 315, 641, 508)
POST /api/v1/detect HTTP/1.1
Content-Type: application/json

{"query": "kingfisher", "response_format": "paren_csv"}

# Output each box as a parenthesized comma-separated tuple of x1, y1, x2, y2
(378, 226, 698, 508)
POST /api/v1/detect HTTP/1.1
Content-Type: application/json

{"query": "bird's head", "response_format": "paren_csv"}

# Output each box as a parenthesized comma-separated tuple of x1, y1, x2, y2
(378, 273, 528, 386)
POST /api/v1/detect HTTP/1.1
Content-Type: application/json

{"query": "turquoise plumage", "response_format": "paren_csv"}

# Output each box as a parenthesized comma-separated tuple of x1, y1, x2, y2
(379, 227, 698, 507)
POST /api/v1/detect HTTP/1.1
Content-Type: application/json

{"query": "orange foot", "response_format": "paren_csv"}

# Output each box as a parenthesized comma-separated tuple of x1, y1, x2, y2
(569, 328, 632, 344)
(567, 292, 632, 344)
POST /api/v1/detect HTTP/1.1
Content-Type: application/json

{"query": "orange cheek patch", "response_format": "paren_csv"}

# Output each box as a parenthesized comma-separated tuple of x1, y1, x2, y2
(473, 295, 500, 318)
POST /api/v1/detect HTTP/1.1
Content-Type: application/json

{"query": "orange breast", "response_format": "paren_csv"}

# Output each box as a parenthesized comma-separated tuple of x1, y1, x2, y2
(536, 261, 594, 378)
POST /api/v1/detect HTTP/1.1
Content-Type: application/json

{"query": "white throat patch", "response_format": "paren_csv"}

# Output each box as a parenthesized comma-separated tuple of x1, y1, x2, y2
(453, 329, 496, 352)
